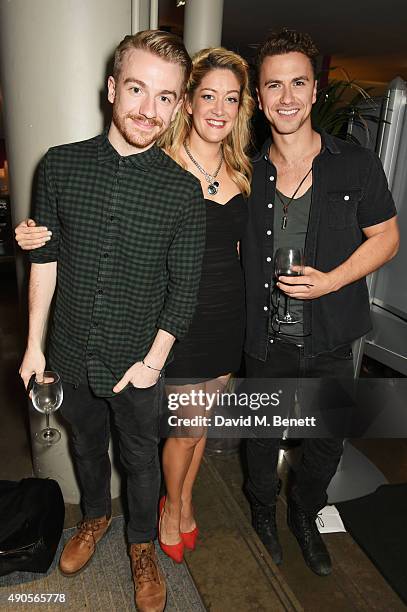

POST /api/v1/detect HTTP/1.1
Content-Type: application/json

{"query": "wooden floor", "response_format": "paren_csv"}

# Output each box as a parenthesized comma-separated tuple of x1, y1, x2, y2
(202, 451, 406, 612)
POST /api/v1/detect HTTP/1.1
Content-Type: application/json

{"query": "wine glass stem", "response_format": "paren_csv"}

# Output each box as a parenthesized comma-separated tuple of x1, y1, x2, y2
(45, 412, 50, 429)
(285, 295, 290, 318)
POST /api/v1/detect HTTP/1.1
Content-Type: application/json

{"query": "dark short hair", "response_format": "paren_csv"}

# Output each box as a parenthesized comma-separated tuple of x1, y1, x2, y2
(256, 29, 319, 81)
(113, 30, 192, 93)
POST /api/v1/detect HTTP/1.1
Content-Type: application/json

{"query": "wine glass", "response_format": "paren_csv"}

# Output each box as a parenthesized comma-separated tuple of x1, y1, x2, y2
(274, 247, 304, 324)
(31, 371, 63, 445)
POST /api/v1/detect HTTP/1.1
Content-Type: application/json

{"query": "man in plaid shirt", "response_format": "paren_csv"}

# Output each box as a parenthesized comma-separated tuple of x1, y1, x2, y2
(19, 31, 205, 612)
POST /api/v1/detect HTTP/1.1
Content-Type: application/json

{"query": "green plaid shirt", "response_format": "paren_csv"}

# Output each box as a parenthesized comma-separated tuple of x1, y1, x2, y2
(29, 132, 206, 396)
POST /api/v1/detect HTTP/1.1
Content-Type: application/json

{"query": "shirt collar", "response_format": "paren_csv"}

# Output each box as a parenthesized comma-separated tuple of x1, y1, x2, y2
(97, 128, 169, 170)
(320, 130, 341, 154)
(252, 129, 341, 164)
(252, 137, 272, 164)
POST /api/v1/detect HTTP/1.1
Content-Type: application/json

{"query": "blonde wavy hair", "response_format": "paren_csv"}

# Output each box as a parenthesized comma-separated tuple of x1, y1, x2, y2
(159, 47, 254, 197)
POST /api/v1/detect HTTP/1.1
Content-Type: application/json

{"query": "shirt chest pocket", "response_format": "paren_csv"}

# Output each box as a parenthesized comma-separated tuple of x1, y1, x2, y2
(126, 204, 174, 238)
(327, 189, 362, 230)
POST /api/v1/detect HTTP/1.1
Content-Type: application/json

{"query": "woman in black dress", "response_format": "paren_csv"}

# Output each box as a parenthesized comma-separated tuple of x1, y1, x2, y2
(157, 48, 253, 561)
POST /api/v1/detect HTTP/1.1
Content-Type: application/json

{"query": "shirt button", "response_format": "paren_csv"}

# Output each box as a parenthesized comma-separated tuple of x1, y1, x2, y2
(88, 352, 94, 358)
(344, 195, 350, 201)
(263, 306, 268, 311)
(269, 338, 274, 344)
(110, 215, 115, 221)
(266, 257, 271, 262)
(103, 252, 109, 258)
(264, 283, 269, 288)
(266, 230, 271, 235)
(97, 289, 103, 295)
(268, 203, 273, 208)
(269, 176, 275, 181)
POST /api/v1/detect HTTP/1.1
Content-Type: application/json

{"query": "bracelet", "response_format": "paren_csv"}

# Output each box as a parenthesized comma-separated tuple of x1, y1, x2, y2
(142, 359, 162, 373)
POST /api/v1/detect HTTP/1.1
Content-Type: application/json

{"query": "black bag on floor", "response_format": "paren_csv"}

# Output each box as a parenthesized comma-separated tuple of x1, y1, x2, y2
(0, 478, 65, 576)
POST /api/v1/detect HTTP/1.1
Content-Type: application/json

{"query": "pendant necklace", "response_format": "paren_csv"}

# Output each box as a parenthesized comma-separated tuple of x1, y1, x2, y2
(183, 142, 223, 195)
(275, 167, 312, 230)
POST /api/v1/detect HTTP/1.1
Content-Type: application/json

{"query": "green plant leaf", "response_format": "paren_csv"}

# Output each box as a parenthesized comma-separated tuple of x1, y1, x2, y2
(312, 72, 383, 144)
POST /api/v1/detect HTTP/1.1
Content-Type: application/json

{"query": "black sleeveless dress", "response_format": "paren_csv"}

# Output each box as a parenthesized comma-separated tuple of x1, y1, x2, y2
(165, 194, 247, 382)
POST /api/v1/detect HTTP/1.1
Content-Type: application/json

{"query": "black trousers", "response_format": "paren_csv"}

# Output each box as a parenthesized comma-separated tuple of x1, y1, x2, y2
(245, 339, 354, 515)
(60, 378, 164, 543)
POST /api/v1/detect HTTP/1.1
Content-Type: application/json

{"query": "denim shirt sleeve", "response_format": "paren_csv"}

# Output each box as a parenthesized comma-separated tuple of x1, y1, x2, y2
(357, 151, 397, 228)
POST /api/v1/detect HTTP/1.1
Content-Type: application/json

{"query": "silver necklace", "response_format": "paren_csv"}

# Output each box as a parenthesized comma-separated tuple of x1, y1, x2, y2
(183, 142, 223, 195)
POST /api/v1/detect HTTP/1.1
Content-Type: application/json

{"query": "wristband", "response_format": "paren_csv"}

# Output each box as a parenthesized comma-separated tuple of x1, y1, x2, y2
(142, 359, 162, 373)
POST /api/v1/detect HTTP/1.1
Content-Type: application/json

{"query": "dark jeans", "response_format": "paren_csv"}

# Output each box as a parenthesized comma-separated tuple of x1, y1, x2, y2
(60, 378, 164, 543)
(245, 339, 354, 515)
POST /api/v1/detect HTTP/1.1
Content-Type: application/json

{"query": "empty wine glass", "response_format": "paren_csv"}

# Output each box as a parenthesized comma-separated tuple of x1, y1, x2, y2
(274, 247, 304, 324)
(31, 371, 63, 445)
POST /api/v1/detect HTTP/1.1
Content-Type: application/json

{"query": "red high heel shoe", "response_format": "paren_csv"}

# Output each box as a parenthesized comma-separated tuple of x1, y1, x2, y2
(181, 502, 199, 550)
(158, 496, 184, 563)
(181, 525, 199, 551)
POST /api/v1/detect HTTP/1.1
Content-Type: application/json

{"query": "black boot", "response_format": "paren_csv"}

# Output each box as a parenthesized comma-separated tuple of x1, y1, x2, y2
(251, 503, 283, 565)
(287, 500, 332, 576)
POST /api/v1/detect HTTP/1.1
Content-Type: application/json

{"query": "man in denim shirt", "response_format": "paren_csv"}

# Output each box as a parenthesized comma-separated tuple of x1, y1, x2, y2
(242, 29, 399, 576)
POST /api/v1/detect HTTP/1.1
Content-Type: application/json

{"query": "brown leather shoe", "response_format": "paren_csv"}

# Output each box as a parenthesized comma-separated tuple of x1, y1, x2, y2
(130, 542, 166, 612)
(59, 515, 112, 575)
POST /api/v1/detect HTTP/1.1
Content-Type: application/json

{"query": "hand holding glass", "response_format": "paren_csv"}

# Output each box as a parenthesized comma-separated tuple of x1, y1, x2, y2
(274, 247, 304, 324)
(31, 371, 63, 445)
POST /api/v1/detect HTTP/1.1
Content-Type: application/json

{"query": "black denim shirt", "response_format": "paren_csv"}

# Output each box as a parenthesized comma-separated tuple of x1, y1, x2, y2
(242, 131, 397, 360)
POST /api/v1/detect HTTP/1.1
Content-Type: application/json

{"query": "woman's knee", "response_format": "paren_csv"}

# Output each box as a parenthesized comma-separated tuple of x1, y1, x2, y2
(169, 434, 205, 451)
